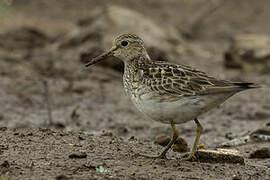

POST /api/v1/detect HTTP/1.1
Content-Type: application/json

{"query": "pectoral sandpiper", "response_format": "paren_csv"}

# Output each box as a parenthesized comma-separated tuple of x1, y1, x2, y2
(85, 33, 258, 160)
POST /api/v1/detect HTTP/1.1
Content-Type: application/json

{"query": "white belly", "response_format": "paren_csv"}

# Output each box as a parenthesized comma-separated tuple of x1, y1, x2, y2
(131, 92, 234, 124)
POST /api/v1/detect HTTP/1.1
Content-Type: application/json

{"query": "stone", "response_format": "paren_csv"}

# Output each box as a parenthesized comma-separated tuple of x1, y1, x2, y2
(154, 135, 170, 147)
(192, 148, 244, 164)
(249, 147, 270, 159)
(224, 34, 270, 73)
(68, 151, 87, 159)
(172, 137, 189, 153)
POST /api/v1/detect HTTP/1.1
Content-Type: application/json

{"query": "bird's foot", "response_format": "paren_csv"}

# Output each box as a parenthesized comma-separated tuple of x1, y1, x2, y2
(181, 152, 196, 161)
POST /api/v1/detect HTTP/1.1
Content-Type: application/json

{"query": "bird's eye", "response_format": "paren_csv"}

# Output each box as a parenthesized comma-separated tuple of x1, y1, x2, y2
(121, 41, 128, 47)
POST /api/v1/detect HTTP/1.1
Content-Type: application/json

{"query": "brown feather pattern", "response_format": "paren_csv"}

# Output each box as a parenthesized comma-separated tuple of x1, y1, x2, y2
(124, 57, 255, 101)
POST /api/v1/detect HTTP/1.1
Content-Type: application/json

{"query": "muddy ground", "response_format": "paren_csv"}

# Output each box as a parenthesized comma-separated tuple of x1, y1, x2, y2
(0, 0, 269, 179)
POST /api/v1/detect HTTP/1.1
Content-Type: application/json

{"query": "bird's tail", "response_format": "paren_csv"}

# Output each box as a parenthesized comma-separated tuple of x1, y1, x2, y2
(233, 82, 261, 89)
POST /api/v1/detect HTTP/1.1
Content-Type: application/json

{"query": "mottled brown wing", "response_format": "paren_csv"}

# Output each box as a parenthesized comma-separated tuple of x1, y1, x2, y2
(140, 61, 240, 98)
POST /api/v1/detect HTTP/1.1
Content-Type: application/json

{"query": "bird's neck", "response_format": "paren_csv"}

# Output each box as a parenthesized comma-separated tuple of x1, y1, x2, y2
(123, 54, 152, 92)
(124, 53, 152, 70)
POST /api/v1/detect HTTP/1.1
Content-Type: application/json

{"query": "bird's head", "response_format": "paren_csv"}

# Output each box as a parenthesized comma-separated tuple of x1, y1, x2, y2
(85, 34, 149, 67)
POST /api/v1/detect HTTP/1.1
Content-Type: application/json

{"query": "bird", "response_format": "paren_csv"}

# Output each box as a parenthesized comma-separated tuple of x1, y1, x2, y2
(85, 33, 258, 160)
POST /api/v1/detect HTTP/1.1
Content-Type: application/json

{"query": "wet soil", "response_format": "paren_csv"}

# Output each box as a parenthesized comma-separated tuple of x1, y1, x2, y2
(0, 0, 269, 179)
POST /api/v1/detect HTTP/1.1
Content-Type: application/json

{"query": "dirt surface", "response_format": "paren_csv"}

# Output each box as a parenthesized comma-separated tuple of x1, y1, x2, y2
(0, 0, 270, 179)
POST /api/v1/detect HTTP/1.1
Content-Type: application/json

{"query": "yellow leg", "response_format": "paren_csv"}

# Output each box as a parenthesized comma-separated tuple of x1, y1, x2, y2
(183, 118, 203, 161)
(140, 122, 178, 159)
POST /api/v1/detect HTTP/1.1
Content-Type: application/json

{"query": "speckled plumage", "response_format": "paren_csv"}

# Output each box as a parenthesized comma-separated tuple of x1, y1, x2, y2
(85, 33, 257, 160)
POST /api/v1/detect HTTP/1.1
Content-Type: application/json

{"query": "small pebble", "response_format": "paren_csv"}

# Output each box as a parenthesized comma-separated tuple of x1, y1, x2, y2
(69, 152, 87, 159)
(1, 161, 10, 168)
(198, 143, 206, 150)
(56, 175, 69, 180)
(232, 174, 241, 180)
(154, 135, 170, 147)
(172, 137, 189, 153)
(101, 130, 113, 136)
(78, 135, 85, 140)
(0, 127, 7, 131)
(249, 147, 270, 159)
(129, 136, 136, 140)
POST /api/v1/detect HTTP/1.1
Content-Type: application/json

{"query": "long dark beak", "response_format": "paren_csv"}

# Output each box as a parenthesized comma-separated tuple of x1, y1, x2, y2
(85, 46, 116, 67)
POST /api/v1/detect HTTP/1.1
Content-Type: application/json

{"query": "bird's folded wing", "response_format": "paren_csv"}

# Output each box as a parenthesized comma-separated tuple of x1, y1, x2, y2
(140, 61, 252, 100)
